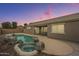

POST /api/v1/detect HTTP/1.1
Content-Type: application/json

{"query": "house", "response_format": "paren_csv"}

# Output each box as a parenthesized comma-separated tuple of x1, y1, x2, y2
(29, 13, 79, 42)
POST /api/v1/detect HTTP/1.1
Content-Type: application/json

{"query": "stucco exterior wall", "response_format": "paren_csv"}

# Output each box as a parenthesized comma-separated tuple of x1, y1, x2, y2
(47, 21, 79, 42)
(65, 21, 79, 41)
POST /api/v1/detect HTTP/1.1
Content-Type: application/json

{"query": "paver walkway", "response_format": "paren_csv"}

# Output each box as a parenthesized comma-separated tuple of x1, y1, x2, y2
(36, 35, 74, 56)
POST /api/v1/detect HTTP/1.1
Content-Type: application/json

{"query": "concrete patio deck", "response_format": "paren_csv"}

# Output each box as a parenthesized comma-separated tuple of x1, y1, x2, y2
(36, 35, 74, 56)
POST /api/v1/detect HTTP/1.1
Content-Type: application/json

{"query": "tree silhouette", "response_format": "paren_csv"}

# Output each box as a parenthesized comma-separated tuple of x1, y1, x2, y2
(12, 22, 17, 29)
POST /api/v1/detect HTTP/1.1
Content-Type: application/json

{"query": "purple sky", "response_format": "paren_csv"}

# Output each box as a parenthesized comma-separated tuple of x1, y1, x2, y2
(0, 3, 79, 25)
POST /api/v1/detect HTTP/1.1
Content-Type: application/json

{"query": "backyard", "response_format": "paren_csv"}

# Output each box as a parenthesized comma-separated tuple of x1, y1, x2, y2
(0, 33, 79, 56)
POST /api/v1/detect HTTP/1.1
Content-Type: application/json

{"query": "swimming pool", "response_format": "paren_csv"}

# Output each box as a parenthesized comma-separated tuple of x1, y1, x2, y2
(16, 35, 34, 43)
(19, 44, 35, 52)
(15, 34, 36, 52)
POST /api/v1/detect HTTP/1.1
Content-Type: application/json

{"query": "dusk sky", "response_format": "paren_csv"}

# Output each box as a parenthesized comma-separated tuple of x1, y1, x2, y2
(0, 3, 79, 25)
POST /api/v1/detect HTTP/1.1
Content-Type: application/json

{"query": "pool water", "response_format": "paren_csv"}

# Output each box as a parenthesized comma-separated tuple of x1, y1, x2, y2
(15, 35, 36, 52)
(16, 35, 34, 43)
(21, 45, 35, 52)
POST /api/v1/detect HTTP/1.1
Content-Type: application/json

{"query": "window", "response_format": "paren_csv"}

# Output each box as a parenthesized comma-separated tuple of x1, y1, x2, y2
(27, 26, 31, 29)
(40, 27, 47, 33)
(34, 27, 39, 34)
(51, 23, 65, 34)
(44, 27, 47, 32)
